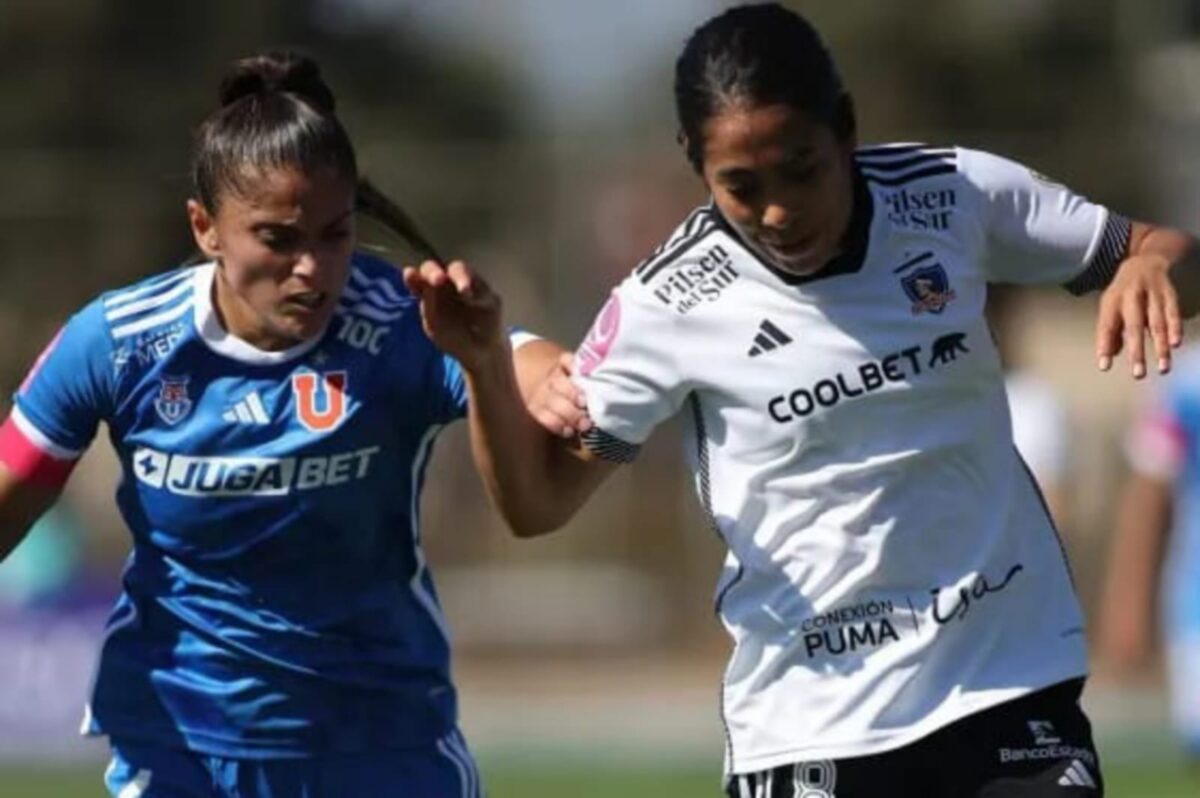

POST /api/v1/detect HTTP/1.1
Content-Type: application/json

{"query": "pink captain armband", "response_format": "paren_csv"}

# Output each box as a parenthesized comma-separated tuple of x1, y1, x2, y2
(0, 409, 79, 489)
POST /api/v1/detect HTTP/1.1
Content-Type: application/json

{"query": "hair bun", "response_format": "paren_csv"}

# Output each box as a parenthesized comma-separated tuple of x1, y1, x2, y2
(218, 52, 337, 113)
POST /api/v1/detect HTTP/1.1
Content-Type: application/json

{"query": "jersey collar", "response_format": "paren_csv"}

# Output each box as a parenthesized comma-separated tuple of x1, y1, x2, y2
(713, 167, 874, 287)
(192, 262, 326, 365)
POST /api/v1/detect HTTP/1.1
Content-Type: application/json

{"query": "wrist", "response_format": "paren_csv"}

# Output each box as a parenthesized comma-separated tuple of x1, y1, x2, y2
(461, 338, 515, 382)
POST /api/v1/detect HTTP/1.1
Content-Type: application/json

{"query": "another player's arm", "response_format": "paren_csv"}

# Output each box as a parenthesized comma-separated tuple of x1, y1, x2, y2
(464, 343, 617, 536)
(405, 260, 616, 536)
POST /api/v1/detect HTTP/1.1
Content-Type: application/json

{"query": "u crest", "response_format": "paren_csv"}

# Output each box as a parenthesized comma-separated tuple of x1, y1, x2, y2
(292, 371, 348, 433)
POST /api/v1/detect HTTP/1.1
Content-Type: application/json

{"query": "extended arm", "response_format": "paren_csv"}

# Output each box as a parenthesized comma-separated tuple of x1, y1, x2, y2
(405, 260, 615, 537)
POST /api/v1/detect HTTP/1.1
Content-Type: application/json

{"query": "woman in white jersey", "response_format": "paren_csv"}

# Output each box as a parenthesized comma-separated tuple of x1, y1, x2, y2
(405, 4, 1200, 796)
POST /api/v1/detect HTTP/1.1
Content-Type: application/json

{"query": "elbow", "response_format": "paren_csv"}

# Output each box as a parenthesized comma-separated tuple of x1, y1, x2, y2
(505, 508, 568, 539)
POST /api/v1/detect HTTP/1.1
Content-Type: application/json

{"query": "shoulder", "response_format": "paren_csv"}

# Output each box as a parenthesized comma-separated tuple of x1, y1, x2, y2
(337, 251, 417, 327)
(91, 264, 200, 346)
(856, 142, 960, 189)
(619, 203, 739, 312)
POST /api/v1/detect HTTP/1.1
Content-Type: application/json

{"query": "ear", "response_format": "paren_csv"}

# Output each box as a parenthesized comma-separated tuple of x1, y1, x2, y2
(187, 199, 221, 260)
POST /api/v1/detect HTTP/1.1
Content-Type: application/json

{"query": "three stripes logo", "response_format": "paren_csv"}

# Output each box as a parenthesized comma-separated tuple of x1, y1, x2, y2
(1057, 759, 1097, 790)
(748, 319, 793, 358)
(223, 391, 271, 426)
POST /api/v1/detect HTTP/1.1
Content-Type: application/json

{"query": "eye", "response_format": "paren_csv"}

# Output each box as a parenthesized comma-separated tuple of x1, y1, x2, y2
(724, 181, 759, 203)
(257, 225, 300, 252)
(781, 160, 819, 182)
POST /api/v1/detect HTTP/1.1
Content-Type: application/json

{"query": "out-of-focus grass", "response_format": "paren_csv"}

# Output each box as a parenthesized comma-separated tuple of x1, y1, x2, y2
(0, 760, 1192, 796)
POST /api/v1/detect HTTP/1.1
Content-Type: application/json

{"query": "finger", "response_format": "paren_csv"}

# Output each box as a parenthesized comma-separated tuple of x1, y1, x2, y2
(530, 405, 577, 439)
(419, 259, 447, 288)
(551, 372, 587, 410)
(1163, 282, 1184, 349)
(1095, 289, 1123, 372)
(545, 391, 590, 430)
(1121, 289, 1148, 379)
(401, 265, 422, 295)
(445, 260, 475, 297)
(1146, 291, 1172, 374)
(557, 351, 576, 376)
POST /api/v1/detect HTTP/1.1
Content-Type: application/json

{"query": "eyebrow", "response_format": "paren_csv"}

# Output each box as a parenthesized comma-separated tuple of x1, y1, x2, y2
(250, 209, 354, 230)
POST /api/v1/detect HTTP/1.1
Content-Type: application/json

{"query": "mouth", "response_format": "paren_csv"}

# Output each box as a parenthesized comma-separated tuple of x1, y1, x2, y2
(281, 290, 328, 315)
(761, 233, 820, 262)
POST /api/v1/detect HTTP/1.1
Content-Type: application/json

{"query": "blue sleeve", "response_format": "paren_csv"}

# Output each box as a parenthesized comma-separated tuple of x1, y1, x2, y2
(432, 354, 468, 424)
(13, 299, 115, 453)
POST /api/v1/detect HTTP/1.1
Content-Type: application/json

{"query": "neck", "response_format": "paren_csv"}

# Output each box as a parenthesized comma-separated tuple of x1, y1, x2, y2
(212, 265, 294, 352)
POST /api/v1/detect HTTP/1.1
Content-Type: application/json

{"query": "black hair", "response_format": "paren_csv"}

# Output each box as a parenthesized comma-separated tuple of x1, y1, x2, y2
(193, 51, 441, 261)
(674, 3, 852, 173)
(193, 51, 357, 211)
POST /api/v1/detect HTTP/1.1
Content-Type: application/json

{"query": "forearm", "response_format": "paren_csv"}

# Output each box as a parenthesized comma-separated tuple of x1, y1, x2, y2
(463, 344, 599, 536)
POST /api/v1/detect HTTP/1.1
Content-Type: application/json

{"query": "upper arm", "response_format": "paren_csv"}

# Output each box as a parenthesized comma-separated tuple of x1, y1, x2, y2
(572, 287, 691, 464)
(961, 148, 1130, 290)
(511, 335, 565, 403)
(0, 305, 111, 553)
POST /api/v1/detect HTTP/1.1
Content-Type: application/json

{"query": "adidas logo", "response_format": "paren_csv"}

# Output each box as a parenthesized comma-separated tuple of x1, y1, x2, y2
(223, 391, 271, 425)
(1057, 759, 1097, 789)
(748, 319, 793, 357)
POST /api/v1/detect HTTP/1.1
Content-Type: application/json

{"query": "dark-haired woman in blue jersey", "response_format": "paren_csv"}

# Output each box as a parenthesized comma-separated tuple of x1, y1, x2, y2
(0, 51, 563, 798)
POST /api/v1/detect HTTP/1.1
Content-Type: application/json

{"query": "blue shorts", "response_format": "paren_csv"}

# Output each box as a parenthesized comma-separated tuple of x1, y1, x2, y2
(104, 730, 484, 798)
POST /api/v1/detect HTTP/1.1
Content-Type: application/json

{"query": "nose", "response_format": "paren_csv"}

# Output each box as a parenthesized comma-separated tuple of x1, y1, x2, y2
(760, 203, 793, 230)
(292, 251, 319, 279)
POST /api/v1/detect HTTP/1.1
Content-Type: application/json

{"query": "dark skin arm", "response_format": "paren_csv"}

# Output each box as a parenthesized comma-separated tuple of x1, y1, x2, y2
(404, 260, 615, 537)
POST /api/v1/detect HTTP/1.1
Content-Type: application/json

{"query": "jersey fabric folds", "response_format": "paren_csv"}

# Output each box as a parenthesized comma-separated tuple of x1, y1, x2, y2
(574, 145, 1128, 774)
(3, 253, 469, 758)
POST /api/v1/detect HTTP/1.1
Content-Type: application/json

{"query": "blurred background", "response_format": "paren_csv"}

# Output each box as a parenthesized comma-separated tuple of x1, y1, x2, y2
(1, 0, 1199, 795)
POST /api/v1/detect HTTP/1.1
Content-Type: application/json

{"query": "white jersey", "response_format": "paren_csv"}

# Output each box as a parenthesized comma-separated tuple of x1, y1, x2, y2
(573, 145, 1129, 773)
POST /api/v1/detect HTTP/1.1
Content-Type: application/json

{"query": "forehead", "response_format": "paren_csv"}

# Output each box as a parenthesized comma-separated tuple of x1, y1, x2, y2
(218, 164, 355, 219)
(701, 103, 830, 172)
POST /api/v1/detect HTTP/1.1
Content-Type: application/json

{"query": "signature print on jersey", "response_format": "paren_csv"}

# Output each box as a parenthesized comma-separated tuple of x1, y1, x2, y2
(767, 332, 970, 423)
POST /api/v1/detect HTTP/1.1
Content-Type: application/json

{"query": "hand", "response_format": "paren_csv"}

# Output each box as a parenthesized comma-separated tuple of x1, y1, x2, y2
(1096, 253, 1183, 379)
(402, 260, 504, 372)
(527, 352, 592, 438)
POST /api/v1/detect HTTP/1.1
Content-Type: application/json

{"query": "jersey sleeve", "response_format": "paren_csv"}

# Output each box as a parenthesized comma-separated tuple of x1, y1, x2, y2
(1, 300, 115, 487)
(959, 148, 1131, 291)
(572, 282, 691, 463)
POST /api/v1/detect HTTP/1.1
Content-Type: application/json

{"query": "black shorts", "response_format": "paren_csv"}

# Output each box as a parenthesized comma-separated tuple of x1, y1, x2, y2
(727, 679, 1102, 797)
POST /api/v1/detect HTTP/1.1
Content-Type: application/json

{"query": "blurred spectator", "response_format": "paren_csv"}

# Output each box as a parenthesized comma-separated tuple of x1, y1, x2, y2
(1100, 346, 1200, 760)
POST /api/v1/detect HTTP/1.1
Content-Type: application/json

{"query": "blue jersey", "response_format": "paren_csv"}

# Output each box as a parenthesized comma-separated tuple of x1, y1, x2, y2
(11, 253, 468, 758)
(1128, 345, 1200, 637)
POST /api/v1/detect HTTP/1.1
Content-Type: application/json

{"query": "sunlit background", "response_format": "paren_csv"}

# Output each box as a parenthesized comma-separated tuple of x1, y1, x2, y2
(1, 1, 1199, 795)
